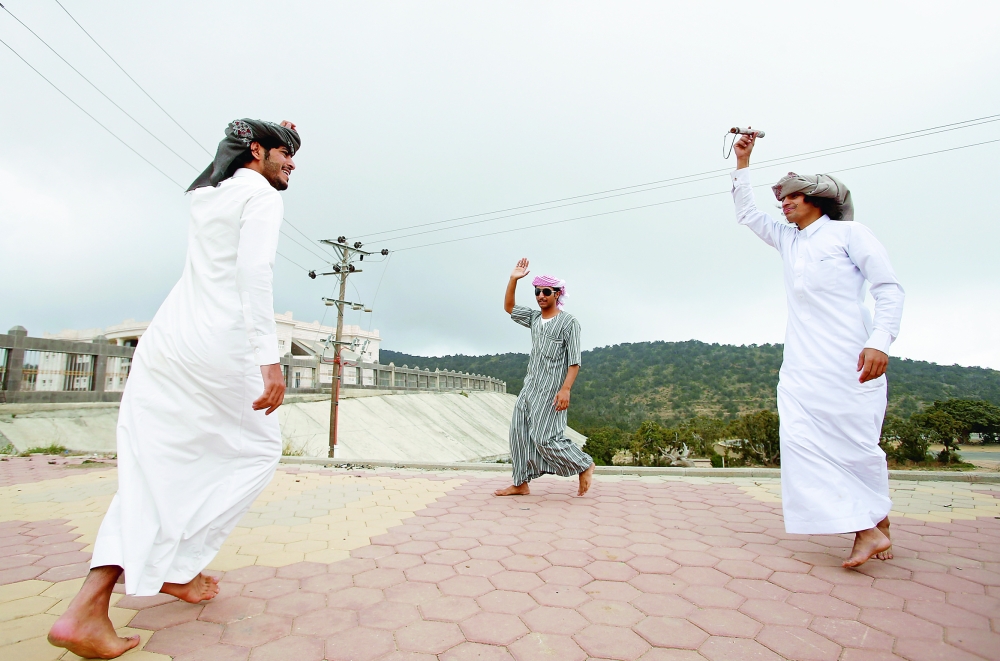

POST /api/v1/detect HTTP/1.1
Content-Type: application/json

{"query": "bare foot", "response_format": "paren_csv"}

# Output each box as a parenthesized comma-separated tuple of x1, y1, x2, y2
(577, 463, 595, 496)
(49, 566, 140, 659)
(160, 573, 220, 603)
(875, 517, 893, 560)
(494, 483, 530, 496)
(842, 527, 891, 568)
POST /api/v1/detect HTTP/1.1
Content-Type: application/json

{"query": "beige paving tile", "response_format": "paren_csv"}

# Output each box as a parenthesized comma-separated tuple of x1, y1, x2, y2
(0, 634, 63, 661)
(0, 581, 52, 604)
(41, 579, 86, 602)
(0, 596, 60, 623)
(0, 612, 58, 647)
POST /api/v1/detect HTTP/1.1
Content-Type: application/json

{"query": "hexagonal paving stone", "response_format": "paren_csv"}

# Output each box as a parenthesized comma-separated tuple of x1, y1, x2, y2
(633, 615, 710, 649)
(384, 581, 442, 605)
(242, 578, 299, 600)
(681, 585, 745, 609)
(396, 620, 466, 654)
(460, 611, 529, 645)
(265, 591, 326, 618)
(687, 608, 762, 638)
(755, 625, 842, 661)
(328, 586, 385, 610)
(358, 600, 421, 629)
(508, 632, 587, 661)
(808, 617, 894, 650)
(129, 600, 204, 630)
(476, 589, 538, 614)
(421, 595, 482, 622)
(490, 571, 545, 593)
(519, 605, 589, 635)
(220, 613, 292, 647)
(299, 573, 354, 594)
(538, 566, 593, 587)
(583, 580, 641, 602)
(579, 599, 644, 627)
(354, 568, 406, 590)
(440, 641, 515, 661)
(145, 620, 223, 656)
(529, 583, 590, 609)
(698, 636, 784, 661)
(291, 607, 357, 637)
(324, 626, 395, 661)
(249, 634, 325, 661)
(573, 623, 650, 660)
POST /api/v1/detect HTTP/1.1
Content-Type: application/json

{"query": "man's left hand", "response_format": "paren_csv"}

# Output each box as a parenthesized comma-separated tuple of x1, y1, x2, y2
(857, 348, 889, 383)
(553, 388, 571, 411)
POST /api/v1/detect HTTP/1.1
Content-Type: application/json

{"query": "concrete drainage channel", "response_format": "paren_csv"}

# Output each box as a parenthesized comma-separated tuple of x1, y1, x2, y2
(278, 456, 1000, 483)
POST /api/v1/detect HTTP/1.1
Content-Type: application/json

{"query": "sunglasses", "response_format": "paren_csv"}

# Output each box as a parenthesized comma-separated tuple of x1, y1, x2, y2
(534, 287, 561, 297)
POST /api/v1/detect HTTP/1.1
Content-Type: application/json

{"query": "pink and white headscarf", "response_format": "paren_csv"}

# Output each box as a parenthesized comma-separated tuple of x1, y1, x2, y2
(532, 275, 568, 309)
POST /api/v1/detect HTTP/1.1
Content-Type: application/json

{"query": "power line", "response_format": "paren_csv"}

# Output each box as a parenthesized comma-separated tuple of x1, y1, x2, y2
(375, 116, 1000, 245)
(276, 250, 309, 271)
(0, 35, 186, 188)
(279, 228, 336, 263)
(359, 113, 1000, 242)
(390, 138, 1000, 253)
(52, 0, 214, 157)
(2, 4, 202, 170)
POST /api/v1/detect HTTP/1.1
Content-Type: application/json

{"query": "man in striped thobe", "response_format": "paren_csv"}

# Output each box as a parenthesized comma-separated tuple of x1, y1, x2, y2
(497, 258, 595, 497)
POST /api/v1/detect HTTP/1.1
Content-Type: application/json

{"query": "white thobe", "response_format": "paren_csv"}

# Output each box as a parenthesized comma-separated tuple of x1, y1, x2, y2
(92, 169, 283, 595)
(732, 169, 905, 535)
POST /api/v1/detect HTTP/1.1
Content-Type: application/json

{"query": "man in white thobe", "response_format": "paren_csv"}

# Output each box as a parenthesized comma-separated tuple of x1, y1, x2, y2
(49, 119, 299, 659)
(730, 132, 904, 568)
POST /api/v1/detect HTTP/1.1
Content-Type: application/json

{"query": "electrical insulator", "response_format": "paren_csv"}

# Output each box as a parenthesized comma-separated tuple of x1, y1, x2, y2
(348, 264, 356, 272)
(337, 236, 347, 244)
(380, 249, 389, 256)
(308, 270, 316, 279)
(354, 242, 363, 249)
(359, 255, 364, 261)
(333, 265, 341, 273)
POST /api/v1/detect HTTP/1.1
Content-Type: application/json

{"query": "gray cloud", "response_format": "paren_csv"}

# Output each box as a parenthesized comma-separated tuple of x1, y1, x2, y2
(2, 1, 998, 368)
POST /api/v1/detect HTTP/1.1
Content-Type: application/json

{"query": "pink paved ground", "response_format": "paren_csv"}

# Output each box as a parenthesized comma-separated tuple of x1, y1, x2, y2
(2, 462, 999, 661)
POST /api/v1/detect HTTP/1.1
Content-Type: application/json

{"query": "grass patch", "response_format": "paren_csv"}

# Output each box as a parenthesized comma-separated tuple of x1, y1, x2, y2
(0, 442, 16, 455)
(886, 459, 981, 471)
(20, 444, 68, 456)
(282, 441, 305, 457)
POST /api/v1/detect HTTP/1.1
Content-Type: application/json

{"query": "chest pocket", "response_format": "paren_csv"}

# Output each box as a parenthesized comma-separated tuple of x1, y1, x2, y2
(804, 256, 847, 293)
(537, 332, 565, 362)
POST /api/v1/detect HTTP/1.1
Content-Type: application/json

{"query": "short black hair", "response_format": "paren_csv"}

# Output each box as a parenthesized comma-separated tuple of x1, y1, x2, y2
(803, 194, 842, 220)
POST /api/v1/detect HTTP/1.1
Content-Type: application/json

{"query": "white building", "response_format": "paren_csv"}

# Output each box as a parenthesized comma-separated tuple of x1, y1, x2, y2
(45, 312, 382, 388)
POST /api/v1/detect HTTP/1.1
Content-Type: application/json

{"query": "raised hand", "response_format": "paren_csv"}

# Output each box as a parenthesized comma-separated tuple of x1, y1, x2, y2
(734, 128, 757, 169)
(511, 258, 530, 280)
(280, 120, 297, 131)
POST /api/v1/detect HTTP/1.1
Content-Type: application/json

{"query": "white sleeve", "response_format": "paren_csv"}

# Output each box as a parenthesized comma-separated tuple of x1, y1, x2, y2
(236, 188, 283, 366)
(731, 168, 791, 252)
(848, 223, 905, 354)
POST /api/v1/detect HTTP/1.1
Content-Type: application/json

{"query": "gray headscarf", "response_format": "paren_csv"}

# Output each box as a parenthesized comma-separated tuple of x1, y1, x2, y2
(771, 172, 853, 221)
(187, 119, 301, 192)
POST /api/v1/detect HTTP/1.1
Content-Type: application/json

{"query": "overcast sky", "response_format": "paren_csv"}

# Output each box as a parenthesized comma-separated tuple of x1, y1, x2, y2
(2, 1, 999, 370)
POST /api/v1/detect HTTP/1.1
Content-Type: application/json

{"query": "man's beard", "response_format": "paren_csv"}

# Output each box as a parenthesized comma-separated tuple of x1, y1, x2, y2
(261, 157, 288, 191)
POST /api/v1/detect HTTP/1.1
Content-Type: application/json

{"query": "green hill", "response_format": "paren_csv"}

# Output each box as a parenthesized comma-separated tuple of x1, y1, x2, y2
(380, 341, 1000, 429)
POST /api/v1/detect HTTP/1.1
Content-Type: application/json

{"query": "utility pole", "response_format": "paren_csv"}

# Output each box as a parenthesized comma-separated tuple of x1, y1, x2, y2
(312, 237, 385, 458)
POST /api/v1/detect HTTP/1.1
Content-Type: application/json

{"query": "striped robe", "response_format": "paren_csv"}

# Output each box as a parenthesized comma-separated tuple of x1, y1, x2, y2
(509, 306, 593, 485)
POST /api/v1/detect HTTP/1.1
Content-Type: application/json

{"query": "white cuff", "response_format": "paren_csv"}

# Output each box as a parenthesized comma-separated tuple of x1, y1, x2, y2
(864, 329, 893, 354)
(731, 168, 751, 188)
(250, 333, 279, 366)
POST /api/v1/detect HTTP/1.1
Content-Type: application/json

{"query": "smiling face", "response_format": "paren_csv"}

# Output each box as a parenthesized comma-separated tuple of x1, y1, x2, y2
(535, 285, 562, 312)
(258, 145, 295, 191)
(781, 192, 823, 228)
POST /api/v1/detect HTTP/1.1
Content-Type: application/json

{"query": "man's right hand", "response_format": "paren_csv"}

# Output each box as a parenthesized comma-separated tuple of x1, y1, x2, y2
(511, 258, 530, 280)
(253, 363, 286, 415)
(734, 129, 757, 169)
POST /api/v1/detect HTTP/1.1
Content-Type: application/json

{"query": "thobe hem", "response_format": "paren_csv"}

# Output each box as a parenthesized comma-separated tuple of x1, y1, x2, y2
(782, 507, 891, 535)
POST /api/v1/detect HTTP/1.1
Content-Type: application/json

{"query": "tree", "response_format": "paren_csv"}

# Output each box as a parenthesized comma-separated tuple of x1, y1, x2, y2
(581, 427, 629, 466)
(911, 408, 962, 463)
(880, 415, 930, 463)
(920, 399, 1000, 444)
(727, 410, 781, 466)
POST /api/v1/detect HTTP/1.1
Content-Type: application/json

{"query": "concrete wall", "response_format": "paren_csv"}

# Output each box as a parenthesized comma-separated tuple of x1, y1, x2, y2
(0, 392, 587, 463)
